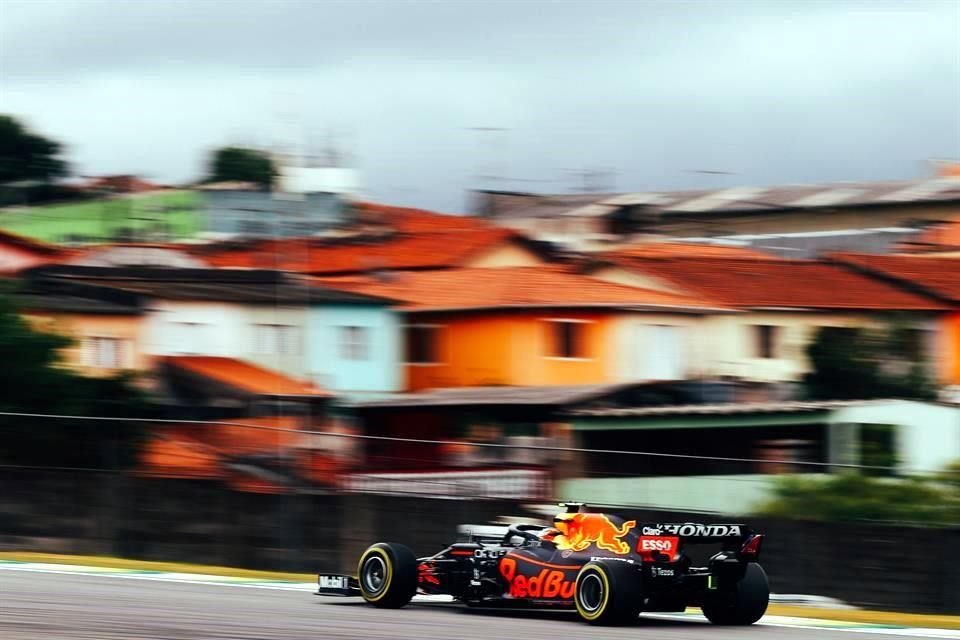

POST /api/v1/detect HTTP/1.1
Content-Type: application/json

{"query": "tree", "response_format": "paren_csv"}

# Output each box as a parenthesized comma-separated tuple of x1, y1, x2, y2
(0, 115, 68, 186)
(0, 288, 152, 469)
(804, 320, 936, 401)
(206, 146, 276, 188)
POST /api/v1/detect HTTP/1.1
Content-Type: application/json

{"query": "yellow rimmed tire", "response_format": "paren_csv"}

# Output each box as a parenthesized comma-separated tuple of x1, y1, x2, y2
(574, 560, 643, 626)
(357, 542, 418, 608)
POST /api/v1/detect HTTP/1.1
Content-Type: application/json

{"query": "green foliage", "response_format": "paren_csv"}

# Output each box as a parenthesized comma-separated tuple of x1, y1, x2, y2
(757, 471, 960, 525)
(206, 146, 276, 188)
(804, 320, 936, 401)
(0, 191, 201, 244)
(0, 115, 72, 206)
(0, 290, 153, 469)
(0, 115, 68, 185)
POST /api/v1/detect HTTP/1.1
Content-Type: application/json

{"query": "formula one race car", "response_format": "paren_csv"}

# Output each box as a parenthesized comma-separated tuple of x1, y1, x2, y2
(317, 504, 769, 626)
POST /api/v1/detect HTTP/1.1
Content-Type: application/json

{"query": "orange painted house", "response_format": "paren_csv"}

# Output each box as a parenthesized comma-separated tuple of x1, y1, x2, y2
(319, 267, 726, 391)
(18, 287, 149, 377)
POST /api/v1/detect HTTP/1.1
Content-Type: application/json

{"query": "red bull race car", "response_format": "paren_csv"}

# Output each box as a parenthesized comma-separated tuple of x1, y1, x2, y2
(316, 504, 769, 626)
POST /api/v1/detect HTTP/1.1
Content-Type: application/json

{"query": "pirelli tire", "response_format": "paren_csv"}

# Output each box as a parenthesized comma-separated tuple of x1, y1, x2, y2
(574, 560, 643, 626)
(701, 562, 770, 625)
(357, 542, 418, 608)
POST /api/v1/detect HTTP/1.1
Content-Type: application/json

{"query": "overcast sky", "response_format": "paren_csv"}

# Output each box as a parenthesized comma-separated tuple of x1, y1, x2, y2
(2, 0, 959, 211)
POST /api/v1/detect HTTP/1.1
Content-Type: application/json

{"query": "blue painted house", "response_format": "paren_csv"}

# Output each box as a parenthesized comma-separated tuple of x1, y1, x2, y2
(308, 302, 403, 399)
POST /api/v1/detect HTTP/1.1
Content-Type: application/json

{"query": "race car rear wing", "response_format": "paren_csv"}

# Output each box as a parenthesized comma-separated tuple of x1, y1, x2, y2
(639, 523, 753, 543)
(639, 522, 763, 561)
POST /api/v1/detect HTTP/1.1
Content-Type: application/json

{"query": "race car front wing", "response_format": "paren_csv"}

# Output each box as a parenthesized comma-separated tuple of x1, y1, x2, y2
(316, 573, 360, 597)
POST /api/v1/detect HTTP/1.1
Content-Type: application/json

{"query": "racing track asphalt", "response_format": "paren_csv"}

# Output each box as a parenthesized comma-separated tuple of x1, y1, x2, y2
(0, 570, 942, 640)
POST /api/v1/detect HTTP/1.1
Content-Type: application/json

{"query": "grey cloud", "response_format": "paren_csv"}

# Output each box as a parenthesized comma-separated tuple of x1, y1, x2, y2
(1, 0, 958, 211)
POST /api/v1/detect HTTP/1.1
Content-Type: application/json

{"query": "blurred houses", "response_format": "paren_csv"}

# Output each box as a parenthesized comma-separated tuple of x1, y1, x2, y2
(829, 254, 960, 386)
(559, 399, 960, 512)
(21, 265, 392, 394)
(191, 203, 545, 273)
(584, 248, 949, 386)
(6, 190, 960, 503)
(315, 266, 728, 390)
(475, 174, 960, 255)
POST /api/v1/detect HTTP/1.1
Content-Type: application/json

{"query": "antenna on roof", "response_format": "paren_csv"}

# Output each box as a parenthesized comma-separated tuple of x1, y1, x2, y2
(562, 167, 618, 194)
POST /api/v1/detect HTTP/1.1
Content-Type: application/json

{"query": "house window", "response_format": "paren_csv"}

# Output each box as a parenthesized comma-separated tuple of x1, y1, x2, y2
(255, 324, 298, 355)
(406, 325, 439, 364)
(548, 320, 587, 359)
(340, 326, 370, 360)
(173, 321, 208, 354)
(753, 325, 780, 359)
(82, 336, 127, 369)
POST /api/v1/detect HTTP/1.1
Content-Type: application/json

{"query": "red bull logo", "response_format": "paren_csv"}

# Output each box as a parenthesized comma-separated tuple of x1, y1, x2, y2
(553, 513, 637, 555)
(499, 556, 576, 599)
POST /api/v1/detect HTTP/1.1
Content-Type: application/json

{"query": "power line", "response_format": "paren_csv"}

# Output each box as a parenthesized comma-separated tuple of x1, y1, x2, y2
(0, 410, 942, 474)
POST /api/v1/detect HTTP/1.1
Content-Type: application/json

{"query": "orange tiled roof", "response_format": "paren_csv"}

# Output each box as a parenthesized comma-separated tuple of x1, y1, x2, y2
(353, 202, 494, 233)
(199, 227, 517, 275)
(317, 266, 726, 312)
(192, 202, 519, 275)
(602, 255, 948, 311)
(830, 253, 960, 303)
(609, 242, 778, 260)
(165, 356, 329, 397)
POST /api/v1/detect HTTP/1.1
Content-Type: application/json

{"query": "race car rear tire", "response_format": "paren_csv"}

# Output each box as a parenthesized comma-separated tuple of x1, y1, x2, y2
(357, 542, 418, 608)
(701, 562, 769, 625)
(574, 560, 643, 626)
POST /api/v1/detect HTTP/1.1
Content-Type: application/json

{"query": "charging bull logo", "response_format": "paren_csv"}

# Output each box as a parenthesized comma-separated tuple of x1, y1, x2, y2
(553, 513, 637, 555)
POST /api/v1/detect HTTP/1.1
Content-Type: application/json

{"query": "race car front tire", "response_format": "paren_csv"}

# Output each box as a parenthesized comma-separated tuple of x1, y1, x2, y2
(574, 560, 643, 625)
(701, 562, 769, 625)
(357, 542, 418, 608)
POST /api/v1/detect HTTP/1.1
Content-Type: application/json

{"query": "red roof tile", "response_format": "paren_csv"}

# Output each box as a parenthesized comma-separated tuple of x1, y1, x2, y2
(164, 356, 329, 397)
(830, 253, 960, 303)
(317, 266, 726, 312)
(353, 202, 493, 233)
(85, 175, 167, 193)
(190, 202, 520, 275)
(603, 255, 948, 311)
(609, 242, 778, 260)
(198, 227, 518, 275)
